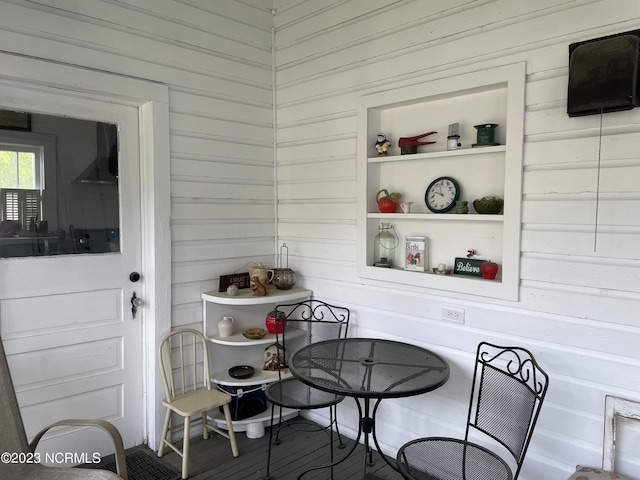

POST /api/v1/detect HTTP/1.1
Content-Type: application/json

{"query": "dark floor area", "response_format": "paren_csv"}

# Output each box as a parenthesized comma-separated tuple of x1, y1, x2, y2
(158, 417, 402, 480)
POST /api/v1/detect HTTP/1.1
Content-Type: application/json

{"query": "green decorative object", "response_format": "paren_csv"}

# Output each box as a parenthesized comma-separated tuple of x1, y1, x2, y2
(473, 196, 504, 214)
(455, 200, 468, 214)
(472, 123, 499, 147)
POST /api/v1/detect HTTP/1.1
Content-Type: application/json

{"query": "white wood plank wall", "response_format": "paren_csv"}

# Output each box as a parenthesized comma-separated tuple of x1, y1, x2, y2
(2, 0, 640, 478)
(0, 0, 274, 450)
(274, 1, 640, 478)
(0, 0, 275, 329)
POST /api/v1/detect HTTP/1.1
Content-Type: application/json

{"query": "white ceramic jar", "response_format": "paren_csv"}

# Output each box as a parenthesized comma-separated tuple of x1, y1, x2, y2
(217, 315, 234, 338)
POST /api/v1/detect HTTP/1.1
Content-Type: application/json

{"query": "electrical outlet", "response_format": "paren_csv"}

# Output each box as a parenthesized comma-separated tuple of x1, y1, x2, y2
(443, 306, 465, 323)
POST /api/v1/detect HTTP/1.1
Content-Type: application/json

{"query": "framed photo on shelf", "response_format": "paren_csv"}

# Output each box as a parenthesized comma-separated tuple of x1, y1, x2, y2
(405, 236, 427, 271)
(262, 343, 287, 374)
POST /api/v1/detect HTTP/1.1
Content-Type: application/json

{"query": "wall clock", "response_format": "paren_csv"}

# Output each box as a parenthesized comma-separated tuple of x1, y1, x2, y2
(425, 176, 460, 213)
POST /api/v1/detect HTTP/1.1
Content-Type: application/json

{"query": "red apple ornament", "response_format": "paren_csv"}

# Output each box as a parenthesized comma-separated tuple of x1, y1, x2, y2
(480, 260, 499, 280)
(376, 189, 401, 213)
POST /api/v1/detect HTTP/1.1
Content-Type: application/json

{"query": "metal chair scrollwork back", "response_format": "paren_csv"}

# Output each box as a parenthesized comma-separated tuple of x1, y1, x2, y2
(263, 299, 350, 480)
(396, 342, 549, 480)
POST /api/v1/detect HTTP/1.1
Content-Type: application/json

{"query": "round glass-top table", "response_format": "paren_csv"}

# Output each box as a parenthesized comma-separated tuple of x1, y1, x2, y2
(289, 338, 450, 480)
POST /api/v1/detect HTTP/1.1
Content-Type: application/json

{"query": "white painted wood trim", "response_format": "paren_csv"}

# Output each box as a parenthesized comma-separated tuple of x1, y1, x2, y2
(0, 51, 171, 450)
(139, 100, 172, 450)
(603, 395, 640, 471)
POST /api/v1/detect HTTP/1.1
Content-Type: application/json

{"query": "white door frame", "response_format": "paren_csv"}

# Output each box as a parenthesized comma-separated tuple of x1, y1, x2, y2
(0, 52, 171, 450)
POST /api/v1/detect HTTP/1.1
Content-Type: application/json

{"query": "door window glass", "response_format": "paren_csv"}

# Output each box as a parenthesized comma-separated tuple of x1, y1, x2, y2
(0, 110, 120, 257)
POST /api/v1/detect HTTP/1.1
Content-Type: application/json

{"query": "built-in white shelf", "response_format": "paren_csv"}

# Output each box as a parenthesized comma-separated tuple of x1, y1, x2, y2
(357, 63, 526, 301)
(367, 145, 506, 163)
(202, 286, 312, 436)
(367, 213, 504, 222)
(202, 286, 311, 305)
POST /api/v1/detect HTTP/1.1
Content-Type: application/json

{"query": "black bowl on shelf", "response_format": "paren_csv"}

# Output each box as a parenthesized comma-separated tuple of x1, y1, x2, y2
(228, 365, 255, 379)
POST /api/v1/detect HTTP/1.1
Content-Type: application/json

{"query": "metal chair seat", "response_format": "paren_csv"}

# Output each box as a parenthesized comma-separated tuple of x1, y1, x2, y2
(266, 376, 344, 410)
(397, 437, 512, 480)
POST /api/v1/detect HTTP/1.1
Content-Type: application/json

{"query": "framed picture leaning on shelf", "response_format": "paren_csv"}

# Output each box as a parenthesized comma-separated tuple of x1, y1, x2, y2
(405, 236, 427, 271)
(263, 343, 287, 374)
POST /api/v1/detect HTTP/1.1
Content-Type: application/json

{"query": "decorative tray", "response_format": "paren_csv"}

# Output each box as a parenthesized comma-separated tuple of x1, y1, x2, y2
(243, 328, 267, 340)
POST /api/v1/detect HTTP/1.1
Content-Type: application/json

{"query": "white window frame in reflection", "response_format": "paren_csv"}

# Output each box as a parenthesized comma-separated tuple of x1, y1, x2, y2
(0, 131, 58, 257)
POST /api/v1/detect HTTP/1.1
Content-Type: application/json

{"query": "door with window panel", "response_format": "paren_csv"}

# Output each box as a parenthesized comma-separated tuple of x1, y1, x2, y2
(0, 93, 144, 461)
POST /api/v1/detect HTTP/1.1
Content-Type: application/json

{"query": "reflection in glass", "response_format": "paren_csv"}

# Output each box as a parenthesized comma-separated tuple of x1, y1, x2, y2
(0, 110, 120, 258)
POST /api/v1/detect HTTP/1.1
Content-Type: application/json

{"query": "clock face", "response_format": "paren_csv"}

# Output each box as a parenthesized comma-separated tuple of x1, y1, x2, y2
(425, 176, 460, 213)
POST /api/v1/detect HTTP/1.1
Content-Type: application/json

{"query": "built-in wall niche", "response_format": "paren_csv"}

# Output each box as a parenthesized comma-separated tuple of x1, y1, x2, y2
(357, 63, 526, 301)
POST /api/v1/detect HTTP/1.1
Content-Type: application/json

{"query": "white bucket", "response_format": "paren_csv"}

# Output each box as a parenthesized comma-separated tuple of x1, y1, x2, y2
(245, 421, 265, 439)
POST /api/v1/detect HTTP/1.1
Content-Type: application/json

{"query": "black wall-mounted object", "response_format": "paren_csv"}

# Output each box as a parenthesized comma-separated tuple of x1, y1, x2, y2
(567, 30, 640, 117)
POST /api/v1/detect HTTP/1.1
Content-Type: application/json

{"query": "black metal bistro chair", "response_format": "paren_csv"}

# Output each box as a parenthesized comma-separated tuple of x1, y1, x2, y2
(396, 342, 549, 480)
(263, 300, 350, 480)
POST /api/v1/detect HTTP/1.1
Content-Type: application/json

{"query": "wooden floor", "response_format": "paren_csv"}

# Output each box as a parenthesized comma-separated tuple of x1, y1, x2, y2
(158, 417, 403, 480)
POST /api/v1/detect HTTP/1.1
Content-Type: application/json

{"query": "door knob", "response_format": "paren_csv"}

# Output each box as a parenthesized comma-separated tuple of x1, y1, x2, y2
(131, 292, 143, 319)
(129, 272, 141, 282)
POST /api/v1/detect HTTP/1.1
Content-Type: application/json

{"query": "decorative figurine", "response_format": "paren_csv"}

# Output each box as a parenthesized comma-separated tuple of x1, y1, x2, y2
(263, 343, 287, 374)
(251, 275, 270, 296)
(375, 132, 391, 155)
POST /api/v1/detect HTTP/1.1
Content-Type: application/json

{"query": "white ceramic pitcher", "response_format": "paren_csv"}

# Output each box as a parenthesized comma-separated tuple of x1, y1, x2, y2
(218, 315, 234, 338)
(248, 263, 274, 287)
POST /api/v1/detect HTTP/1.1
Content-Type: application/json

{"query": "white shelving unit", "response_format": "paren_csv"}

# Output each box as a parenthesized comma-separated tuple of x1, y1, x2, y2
(202, 287, 312, 434)
(357, 63, 526, 301)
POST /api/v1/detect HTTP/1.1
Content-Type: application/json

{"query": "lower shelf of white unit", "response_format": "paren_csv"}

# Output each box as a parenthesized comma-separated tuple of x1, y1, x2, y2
(212, 366, 293, 386)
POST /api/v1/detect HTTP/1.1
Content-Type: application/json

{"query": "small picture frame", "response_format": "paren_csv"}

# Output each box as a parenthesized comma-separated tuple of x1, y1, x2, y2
(453, 257, 484, 277)
(262, 343, 287, 374)
(405, 236, 427, 271)
(0, 110, 31, 131)
(218, 272, 250, 292)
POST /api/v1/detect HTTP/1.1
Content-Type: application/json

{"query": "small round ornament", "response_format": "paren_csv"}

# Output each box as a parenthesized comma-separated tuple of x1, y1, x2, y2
(226, 284, 239, 296)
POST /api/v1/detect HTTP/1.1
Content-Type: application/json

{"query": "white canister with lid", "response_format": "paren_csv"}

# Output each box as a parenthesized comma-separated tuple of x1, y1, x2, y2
(218, 315, 235, 338)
